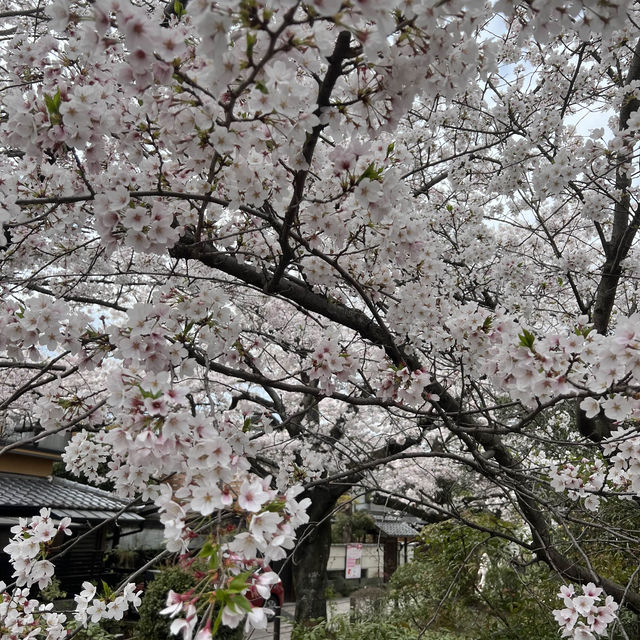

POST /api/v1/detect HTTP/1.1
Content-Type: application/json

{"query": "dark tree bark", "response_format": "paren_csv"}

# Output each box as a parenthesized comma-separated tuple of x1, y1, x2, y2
(291, 489, 336, 625)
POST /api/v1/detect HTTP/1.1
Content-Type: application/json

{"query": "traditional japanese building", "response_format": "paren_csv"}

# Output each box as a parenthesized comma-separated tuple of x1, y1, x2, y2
(0, 427, 149, 593)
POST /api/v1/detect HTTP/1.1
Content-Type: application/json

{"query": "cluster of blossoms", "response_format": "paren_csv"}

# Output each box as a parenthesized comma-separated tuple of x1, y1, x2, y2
(108, 301, 187, 374)
(379, 367, 439, 408)
(107, 292, 239, 375)
(433, 310, 640, 420)
(62, 429, 110, 485)
(0, 511, 141, 638)
(63, 367, 310, 559)
(549, 425, 640, 506)
(549, 459, 605, 511)
(307, 334, 358, 394)
(160, 559, 282, 639)
(531, 148, 580, 199)
(0, 293, 91, 364)
(94, 191, 183, 255)
(554, 584, 619, 639)
(601, 426, 640, 494)
(74, 581, 142, 626)
(60, 362, 310, 633)
(3, 508, 71, 589)
(0, 582, 68, 640)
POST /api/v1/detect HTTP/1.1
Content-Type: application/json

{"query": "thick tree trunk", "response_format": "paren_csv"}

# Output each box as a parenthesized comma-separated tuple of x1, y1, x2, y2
(292, 512, 333, 625)
(291, 488, 338, 626)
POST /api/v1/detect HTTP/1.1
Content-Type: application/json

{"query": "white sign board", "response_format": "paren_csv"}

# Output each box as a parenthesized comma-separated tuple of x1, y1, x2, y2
(345, 543, 363, 579)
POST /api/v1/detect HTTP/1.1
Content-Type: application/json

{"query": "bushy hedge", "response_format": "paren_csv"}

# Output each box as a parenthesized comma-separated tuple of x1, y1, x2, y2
(388, 519, 559, 640)
(293, 616, 416, 640)
(293, 616, 466, 640)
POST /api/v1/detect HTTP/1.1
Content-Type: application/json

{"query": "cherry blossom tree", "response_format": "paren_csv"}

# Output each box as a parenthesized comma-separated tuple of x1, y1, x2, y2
(2, 0, 640, 638)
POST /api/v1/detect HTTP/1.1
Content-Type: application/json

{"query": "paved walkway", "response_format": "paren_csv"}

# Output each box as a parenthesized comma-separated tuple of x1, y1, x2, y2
(245, 598, 351, 640)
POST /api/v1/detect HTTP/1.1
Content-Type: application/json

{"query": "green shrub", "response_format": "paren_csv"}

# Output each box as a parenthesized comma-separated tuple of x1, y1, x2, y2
(293, 614, 472, 640)
(348, 587, 387, 621)
(134, 566, 195, 640)
(40, 577, 67, 602)
(133, 565, 242, 640)
(293, 615, 417, 640)
(388, 519, 559, 640)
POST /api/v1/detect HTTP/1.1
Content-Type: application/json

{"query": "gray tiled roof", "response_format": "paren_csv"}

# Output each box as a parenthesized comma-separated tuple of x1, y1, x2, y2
(0, 473, 143, 522)
(373, 517, 419, 538)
